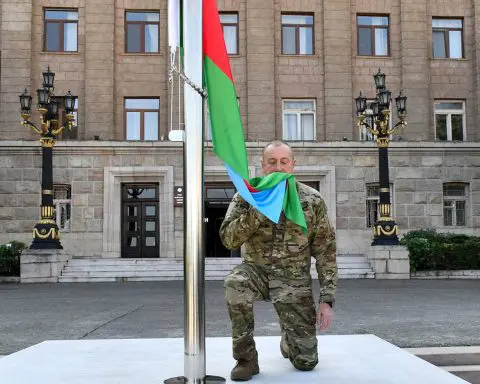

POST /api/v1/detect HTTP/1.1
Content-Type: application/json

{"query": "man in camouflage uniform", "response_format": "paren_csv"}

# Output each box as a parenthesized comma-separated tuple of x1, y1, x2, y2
(220, 141, 337, 381)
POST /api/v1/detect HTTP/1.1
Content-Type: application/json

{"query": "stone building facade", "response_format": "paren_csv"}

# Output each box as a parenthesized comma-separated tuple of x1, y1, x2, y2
(1, 0, 480, 266)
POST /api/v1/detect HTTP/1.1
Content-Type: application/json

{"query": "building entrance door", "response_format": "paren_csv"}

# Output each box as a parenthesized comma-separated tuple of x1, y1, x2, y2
(121, 184, 159, 258)
(205, 184, 240, 258)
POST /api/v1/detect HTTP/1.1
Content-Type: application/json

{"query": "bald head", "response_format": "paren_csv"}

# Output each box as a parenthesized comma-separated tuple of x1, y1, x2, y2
(261, 141, 296, 175)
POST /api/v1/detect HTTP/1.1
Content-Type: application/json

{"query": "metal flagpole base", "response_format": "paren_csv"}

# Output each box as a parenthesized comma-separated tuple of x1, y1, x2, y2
(164, 375, 226, 383)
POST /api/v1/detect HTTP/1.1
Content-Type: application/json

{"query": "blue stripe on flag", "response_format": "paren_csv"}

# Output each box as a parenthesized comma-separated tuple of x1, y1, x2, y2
(226, 164, 285, 223)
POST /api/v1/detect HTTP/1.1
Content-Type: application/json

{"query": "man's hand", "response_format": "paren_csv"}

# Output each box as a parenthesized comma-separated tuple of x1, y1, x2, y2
(317, 302, 333, 331)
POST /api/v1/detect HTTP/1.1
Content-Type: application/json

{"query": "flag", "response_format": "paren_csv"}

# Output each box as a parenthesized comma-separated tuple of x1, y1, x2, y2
(168, 0, 183, 66)
(203, 0, 306, 232)
(168, 0, 181, 53)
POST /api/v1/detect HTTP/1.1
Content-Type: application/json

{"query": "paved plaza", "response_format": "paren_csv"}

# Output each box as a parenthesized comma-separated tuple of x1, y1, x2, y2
(1, 279, 479, 356)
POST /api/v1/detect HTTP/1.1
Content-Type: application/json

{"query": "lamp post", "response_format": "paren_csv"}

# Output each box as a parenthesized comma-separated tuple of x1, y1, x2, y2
(355, 69, 407, 245)
(19, 66, 77, 249)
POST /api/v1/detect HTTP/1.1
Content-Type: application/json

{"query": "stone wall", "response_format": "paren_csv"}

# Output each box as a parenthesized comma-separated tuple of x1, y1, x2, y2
(1, 141, 479, 258)
(2, 0, 480, 141)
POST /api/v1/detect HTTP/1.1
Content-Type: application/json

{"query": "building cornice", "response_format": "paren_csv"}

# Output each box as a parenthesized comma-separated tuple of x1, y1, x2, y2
(0, 140, 479, 156)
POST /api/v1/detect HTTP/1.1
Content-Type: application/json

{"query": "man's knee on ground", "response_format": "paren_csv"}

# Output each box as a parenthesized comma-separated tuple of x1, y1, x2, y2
(291, 355, 318, 371)
(287, 338, 318, 371)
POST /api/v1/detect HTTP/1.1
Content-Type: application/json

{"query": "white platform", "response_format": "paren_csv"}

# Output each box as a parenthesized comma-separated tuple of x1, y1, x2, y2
(0, 335, 468, 383)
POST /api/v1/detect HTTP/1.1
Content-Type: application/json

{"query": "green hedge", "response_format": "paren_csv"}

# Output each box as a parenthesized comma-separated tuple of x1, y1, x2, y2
(0, 241, 27, 276)
(400, 229, 480, 272)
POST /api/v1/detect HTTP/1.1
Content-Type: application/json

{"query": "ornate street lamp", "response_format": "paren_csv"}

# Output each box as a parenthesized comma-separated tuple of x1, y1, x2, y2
(355, 69, 407, 245)
(19, 67, 77, 249)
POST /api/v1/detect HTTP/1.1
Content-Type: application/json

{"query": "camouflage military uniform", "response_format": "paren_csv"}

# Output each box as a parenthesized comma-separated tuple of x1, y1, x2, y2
(220, 182, 337, 371)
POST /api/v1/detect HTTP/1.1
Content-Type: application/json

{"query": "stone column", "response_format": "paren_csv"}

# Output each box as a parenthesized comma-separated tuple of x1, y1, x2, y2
(400, 0, 430, 140)
(323, 0, 353, 140)
(246, 0, 275, 141)
(84, 0, 115, 139)
(0, 0, 33, 139)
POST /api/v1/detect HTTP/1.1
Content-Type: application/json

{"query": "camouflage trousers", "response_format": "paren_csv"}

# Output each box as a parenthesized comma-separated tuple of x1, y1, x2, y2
(224, 263, 318, 370)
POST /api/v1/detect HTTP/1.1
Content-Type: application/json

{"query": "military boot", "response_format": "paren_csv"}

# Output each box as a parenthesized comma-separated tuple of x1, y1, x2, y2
(230, 352, 259, 381)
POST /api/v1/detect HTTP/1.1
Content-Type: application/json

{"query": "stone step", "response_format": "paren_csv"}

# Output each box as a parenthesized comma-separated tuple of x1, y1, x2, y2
(62, 263, 373, 273)
(60, 255, 375, 282)
(406, 347, 480, 366)
(441, 366, 480, 384)
(60, 270, 374, 282)
(59, 272, 375, 283)
(406, 347, 480, 384)
(338, 272, 375, 279)
(61, 268, 376, 277)
(68, 255, 368, 265)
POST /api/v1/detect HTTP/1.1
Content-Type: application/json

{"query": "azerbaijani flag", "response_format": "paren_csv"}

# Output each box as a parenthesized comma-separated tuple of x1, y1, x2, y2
(203, 0, 306, 232)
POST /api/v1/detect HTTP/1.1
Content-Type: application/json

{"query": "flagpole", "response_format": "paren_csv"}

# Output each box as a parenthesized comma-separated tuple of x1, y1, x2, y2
(165, 0, 224, 382)
(183, 0, 205, 378)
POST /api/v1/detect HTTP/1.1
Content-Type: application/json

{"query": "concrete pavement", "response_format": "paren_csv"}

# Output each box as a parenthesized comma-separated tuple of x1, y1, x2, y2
(1, 279, 479, 356)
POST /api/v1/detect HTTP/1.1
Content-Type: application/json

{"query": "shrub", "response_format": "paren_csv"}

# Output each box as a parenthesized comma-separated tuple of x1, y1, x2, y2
(0, 241, 28, 276)
(400, 229, 480, 272)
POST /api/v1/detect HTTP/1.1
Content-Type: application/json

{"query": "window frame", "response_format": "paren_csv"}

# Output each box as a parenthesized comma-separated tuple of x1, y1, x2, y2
(357, 14, 390, 57)
(124, 98, 160, 141)
(359, 99, 393, 141)
(219, 12, 239, 55)
(443, 182, 468, 227)
(281, 13, 315, 55)
(124, 10, 161, 54)
(282, 99, 316, 141)
(432, 17, 464, 59)
(53, 184, 72, 232)
(51, 96, 79, 140)
(434, 100, 466, 141)
(43, 8, 79, 53)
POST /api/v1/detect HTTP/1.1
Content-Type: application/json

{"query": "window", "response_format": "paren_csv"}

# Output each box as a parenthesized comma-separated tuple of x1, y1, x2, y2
(125, 11, 160, 53)
(366, 184, 380, 228)
(220, 13, 239, 55)
(281, 14, 314, 55)
(53, 184, 72, 232)
(432, 18, 463, 59)
(125, 98, 160, 140)
(282, 100, 316, 141)
(44, 9, 78, 52)
(366, 183, 394, 228)
(357, 15, 389, 56)
(51, 97, 78, 140)
(434, 101, 465, 141)
(443, 183, 468, 226)
(359, 99, 393, 141)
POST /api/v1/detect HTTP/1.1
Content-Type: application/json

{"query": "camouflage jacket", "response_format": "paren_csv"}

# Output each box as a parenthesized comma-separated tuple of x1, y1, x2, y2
(220, 182, 337, 304)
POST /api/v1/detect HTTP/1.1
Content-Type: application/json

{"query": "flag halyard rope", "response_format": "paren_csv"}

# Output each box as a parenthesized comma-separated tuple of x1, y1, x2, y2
(169, 58, 208, 99)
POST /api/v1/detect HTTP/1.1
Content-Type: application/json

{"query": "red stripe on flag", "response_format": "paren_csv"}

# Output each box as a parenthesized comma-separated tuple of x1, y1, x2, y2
(203, 0, 233, 82)
(243, 179, 259, 193)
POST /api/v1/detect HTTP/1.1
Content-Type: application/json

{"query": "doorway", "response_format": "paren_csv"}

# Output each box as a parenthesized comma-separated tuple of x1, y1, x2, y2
(121, 184, 159, 258)
(205, 184, 240, 258)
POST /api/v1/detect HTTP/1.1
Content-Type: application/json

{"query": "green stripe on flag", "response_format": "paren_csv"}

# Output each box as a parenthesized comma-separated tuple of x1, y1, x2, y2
(204, 56, 248, 180)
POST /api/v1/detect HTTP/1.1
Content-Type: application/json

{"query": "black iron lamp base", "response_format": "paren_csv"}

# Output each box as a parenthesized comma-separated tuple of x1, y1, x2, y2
(372, 220, 399, 246)
(164, 375, 226, 383)
(30, 222, 63, 250)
